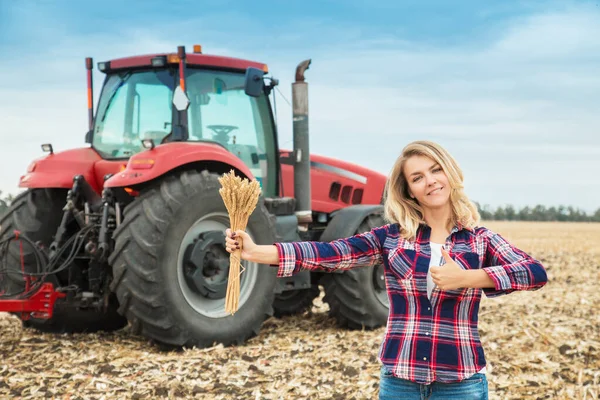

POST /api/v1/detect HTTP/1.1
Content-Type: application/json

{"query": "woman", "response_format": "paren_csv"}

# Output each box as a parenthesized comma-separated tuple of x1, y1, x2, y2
(224, 140, 548, 400)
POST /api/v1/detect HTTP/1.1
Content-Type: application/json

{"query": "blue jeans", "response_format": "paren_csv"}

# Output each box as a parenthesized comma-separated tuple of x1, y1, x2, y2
(379, 367, 488, 400)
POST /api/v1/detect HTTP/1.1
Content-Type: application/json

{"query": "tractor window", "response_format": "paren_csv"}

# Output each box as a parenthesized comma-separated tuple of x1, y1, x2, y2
(186, 69, 277, 196)
(93, 69, 174, 158)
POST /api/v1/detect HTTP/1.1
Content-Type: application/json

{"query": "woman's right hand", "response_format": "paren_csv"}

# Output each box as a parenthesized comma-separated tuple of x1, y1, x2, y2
(225, 229, 257, 261)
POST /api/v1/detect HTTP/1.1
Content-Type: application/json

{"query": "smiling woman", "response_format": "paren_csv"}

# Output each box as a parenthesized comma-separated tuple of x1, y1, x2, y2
(384, 141, 478, 243)
(223, 140, 548, 400)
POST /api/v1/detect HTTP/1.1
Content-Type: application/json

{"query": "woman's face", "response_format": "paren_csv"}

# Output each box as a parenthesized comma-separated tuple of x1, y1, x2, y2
(403, 155, 451, 210)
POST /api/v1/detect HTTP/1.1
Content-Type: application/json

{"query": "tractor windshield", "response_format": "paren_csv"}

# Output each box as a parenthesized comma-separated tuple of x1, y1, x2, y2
(92, 67, 277, 195)
(93, 69, 175, 158)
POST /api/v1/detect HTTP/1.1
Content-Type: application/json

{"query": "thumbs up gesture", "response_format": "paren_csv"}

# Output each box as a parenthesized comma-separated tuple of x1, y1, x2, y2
(429, 248, 467, 291)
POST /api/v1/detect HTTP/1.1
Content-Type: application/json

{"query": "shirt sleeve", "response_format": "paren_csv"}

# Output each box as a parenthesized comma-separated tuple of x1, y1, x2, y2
(481, 229, 548, 297)
(273, 225, 387, 278)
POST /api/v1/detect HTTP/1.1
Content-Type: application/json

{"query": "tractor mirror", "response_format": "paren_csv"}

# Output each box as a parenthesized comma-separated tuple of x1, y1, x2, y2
(244, 67, 264, 98)
(173, 86, 190, 111)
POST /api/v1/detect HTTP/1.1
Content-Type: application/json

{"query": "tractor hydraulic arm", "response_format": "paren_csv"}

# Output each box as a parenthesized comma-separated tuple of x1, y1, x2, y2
(0, 283, 66, 320)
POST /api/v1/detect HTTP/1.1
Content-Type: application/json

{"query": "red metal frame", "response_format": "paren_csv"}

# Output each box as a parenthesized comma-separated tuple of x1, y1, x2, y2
(0, 283, 66, 320)
(107, 53, 267, 73)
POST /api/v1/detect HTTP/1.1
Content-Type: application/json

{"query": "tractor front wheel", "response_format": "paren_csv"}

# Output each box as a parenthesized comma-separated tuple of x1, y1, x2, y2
(109, 170, 278, 348)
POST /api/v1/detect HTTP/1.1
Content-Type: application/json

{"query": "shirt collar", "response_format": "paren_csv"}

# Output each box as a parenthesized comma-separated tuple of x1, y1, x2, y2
(454, 221, 475, 233)
(418, 221, 472, 239)
(419, 221, 468, 231)
(451, 222, 463, 234)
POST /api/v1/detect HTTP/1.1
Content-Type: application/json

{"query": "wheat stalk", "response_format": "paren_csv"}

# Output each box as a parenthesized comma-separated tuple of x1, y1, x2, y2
(218, 170, 262, 315)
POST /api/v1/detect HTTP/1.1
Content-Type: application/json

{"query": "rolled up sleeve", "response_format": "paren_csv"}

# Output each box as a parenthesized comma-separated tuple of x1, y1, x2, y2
(482, 230, 548, 297)
(273, 242, 304, 277)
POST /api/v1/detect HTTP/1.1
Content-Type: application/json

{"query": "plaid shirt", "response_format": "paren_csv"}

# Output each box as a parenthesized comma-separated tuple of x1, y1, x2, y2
(274, 223, 547, 385)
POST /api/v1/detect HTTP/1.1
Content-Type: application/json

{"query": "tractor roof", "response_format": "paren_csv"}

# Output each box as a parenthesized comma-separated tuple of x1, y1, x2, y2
(102, 52, 268, 73)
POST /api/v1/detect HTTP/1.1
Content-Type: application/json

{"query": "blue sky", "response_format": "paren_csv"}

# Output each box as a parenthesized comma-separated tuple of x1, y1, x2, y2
(1, 0, 599, 212)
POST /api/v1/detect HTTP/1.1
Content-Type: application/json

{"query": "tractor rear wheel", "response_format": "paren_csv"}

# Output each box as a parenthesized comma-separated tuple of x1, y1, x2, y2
(322, 213, 389, 329)
(109, 170, 278, 348)
(0, 189, 127, 333)
(272, 285, 320, 317)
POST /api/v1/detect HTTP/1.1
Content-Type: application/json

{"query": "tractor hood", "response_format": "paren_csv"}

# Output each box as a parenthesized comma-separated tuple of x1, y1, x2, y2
(278, 149, 388, 214)
(19, 147, 104, 192)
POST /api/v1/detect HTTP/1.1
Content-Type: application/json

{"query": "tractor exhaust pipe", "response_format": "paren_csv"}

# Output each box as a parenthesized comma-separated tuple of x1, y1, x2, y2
(292, 59, 313, 227)
(85, 57, 94, 143)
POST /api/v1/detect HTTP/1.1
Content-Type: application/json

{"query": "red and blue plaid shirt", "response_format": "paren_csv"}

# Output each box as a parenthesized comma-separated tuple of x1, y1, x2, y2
(273, 223, 547, 385)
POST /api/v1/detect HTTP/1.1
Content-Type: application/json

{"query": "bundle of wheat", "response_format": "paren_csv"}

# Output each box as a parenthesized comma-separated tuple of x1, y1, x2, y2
(218, 170, 262, 315)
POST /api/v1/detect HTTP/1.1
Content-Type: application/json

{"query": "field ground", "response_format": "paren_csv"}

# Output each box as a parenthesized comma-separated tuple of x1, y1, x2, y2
(1, 221, 599, 399)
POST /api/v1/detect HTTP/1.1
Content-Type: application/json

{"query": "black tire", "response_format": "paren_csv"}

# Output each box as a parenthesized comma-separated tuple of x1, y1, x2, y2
(272, 285, 320, 318)
(109, 170, 278, 348)
(0, 190, 61, 297)
(0, 189, 127, 333)
(322, 213, 389, 329)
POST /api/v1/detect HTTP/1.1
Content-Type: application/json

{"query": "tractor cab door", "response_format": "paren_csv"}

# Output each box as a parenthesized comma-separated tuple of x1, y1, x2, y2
(185, 69, 278, 197)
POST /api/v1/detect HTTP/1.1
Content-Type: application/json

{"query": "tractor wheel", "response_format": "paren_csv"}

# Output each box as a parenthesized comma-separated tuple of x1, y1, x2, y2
(109, 170, 278, 348)
(272, 285, 320, 318)
(0, 189, 127, 333)
(322, 213, 389, 329)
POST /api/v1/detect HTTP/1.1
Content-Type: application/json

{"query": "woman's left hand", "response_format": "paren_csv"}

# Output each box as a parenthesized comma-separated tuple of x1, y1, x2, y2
(430, 248, 467, 291)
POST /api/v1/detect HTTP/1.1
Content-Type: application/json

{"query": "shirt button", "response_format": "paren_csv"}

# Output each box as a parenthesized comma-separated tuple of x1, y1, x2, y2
(423, 357, 427, 361)
(427, 307, 431, 311)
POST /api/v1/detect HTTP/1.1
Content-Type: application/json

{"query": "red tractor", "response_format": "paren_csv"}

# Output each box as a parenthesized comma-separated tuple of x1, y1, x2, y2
(0, 45, 389, 348)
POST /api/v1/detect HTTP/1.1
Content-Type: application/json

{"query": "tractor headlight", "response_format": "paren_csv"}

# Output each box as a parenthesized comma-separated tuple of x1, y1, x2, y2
(97, 61, 111, 72)
(41, 143, 54, 154)
(151, 56, 167, 67)
(141, 139, 155, 150)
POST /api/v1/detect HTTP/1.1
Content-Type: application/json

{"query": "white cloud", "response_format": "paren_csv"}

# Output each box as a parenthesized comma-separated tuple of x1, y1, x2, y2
(270, 8, 600, 211)
(492, 8, 600, 58)
(0, 5, 599, 212)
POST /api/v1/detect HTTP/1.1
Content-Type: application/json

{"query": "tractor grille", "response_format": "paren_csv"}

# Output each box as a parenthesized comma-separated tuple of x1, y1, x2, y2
(329, 183, 363, 205)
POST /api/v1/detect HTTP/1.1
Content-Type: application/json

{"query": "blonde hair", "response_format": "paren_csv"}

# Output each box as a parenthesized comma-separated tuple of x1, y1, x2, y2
(383, 140, 480, 241)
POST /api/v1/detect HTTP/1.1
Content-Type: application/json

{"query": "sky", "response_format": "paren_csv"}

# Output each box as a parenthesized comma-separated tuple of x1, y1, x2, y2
(0, 0, 599, 212)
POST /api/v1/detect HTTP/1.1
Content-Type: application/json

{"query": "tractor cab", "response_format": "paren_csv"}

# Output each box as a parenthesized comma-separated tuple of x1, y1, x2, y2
(88, 47, 278, 196)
